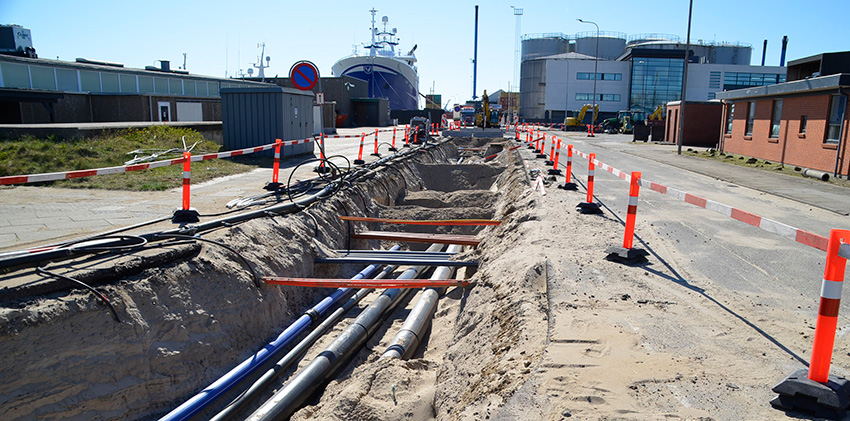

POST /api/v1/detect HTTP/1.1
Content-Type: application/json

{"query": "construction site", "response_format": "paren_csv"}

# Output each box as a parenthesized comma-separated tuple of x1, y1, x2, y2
(0, 123, 849, 420)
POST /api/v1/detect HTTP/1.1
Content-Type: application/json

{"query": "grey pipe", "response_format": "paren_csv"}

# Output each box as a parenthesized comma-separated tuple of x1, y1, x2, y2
(802, 168, 830, 181)
(210, 263, 399, 421)
(247, 244, 445, 421)
(381, 244, 463, 360)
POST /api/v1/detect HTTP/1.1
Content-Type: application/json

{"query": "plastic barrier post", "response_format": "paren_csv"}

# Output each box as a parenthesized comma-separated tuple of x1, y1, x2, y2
(536, 133, 548, 158)
(314, 133, 332, 174)
(605, 171, 649, 261)
(404, 125, 411, 147)
(354, 132, 366, 164)
(390, 126, 398, 151)
(527, 130, 534, 150)
(172, 151, 200, 223)
(371, 128, 381, 157)
(576, 153, 602, 214)
(771, 229, 850, 418)
(559, 144, 578, 190)
(548, 138, 562, 175)
(545, 135, 556, 165)
(264, 138, 284, 191)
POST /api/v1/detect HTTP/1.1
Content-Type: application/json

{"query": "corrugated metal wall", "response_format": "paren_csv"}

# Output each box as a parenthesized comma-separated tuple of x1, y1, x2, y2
(221, 86, 314, 157)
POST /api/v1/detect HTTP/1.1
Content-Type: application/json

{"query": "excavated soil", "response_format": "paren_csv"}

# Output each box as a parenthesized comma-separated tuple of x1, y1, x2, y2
(0, 135, 835, 420)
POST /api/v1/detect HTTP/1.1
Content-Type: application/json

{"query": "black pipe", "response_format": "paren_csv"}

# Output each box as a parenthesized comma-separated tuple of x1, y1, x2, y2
(246, 244, 444, 420)
(780, 35, 788, 67)
(761, 40, 767, 66)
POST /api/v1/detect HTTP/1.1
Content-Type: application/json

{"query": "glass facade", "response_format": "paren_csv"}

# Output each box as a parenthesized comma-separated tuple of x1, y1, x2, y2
(770, 100, 782, 138)
(630, 57, 684, 114)
(827, 95, 846, 143)
(725, 103, 734, 134)
(745, 101, 755, 136)
(723, 72, 786, 91)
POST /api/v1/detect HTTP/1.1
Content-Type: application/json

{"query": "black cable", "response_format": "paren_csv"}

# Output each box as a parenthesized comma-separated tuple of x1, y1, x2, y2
(36, 267, 121, 323)
(153, 234, 261, 288)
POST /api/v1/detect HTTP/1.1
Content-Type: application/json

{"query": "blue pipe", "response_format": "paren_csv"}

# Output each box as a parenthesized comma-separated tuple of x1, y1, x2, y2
(158, 248, 398, 421)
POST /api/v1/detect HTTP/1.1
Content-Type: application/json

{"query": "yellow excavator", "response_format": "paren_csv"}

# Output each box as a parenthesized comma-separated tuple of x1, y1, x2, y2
(564, 104, 599, 130)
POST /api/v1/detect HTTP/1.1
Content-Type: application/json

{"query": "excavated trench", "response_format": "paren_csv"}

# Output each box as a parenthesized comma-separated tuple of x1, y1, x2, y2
(0, 136, 547, 420)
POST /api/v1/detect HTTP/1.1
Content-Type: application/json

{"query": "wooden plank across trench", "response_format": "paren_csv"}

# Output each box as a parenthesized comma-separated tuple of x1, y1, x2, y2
(350, 231, 481, 246)
(339, 216, 500, 226)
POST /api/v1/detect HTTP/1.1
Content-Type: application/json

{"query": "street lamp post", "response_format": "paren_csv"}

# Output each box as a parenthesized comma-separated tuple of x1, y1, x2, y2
(577, 19, 599, 135)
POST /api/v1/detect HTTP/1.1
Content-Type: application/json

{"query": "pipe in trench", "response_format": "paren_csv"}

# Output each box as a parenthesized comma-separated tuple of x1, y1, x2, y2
(158, 254, 394, 421)
(210, 261, 401, 421)
(246, 243, 446, 421)
(381, 244, 463, 360)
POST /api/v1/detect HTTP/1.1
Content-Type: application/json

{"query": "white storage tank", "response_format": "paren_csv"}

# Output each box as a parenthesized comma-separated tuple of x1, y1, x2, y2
(574, 31, 627, 60)
(521, 34, 569, 61)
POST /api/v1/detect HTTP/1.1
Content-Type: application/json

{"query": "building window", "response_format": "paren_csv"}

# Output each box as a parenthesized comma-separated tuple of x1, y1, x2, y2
(799, 115, 807, 134)
(630, 57, 684, 114)
(576, 93, 621, 102)
(745, 101, 755, 136)
(827, 95, 846, 143)
(576, 72, 622, 81)
(770, 100, 783, 138)
(723, 72, 786, 91)
(725, 103, 734, 134)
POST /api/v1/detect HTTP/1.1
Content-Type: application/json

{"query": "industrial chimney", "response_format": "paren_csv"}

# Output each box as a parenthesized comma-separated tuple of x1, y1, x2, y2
(780, 36, 788, 67)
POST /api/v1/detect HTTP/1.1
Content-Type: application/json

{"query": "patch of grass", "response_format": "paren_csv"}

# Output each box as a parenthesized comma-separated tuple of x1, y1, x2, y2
(681, 147, 850, 188)
(0, 126, 270, 191)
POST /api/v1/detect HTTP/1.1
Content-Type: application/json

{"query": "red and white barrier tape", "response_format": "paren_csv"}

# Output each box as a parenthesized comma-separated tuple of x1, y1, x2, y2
(568, 147, 829, 252)
(0, 137, 313, 186)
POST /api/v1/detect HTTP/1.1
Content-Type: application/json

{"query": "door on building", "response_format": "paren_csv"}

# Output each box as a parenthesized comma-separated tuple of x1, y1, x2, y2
(158, 101, 171, 122)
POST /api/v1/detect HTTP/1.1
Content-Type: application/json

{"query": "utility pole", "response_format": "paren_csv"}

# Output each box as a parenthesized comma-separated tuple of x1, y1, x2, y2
(677, 0, 693, 155)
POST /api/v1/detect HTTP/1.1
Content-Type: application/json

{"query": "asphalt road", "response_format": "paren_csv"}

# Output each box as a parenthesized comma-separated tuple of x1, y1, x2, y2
(536, 130, 850, 316)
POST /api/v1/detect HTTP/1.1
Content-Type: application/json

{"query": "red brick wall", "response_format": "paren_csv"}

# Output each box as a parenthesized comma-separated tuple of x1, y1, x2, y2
(721, 93, 850, 176)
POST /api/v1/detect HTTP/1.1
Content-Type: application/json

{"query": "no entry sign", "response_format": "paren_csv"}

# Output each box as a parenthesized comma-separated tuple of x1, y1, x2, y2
(289, 61, 319, 91)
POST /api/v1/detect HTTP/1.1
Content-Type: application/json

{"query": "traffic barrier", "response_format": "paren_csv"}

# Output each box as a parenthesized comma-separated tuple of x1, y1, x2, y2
(314, 133, 332, 175)
(558, 144, 578, 190)
(390, 127, 398, 151)
(548, 138, 562, 176)
(604, 171, 649, 262)
(771, 229, 850, 418)
(545, 135, 556, 165)
(576, 153, 602, 214)
(172, 151, 200, 223)
(536, 133, 547, 158)
(354, 132, 366, 165)
(371, 128, 381, 157)
(404, 125, 411, 147)
(586, 124, 595, 137)
(264, 139, 284, 191)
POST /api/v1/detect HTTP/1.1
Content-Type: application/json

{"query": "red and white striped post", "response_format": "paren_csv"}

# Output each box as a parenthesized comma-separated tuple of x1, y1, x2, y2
(315, 133, 331, 174)
(536, 133, 547, 158)
(354, 132, 366, 164)
(576, 153, 602, 214)
(172, 151, 200, 223)
(771, 229, 850, 417)
(605, 172, 649, 261)
(272, 138, 282, 183)
(559, 144, 578, 190)
(390, 126, 398, 151)
(548, 138, 562, 175)
(371, 128, 381, 157)
(545, 135, 556, 165)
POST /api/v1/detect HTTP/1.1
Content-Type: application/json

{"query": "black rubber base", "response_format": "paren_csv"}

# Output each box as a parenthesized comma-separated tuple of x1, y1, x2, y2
(313, 166, 333, 174)
(370, 153, 381, 157)
(605, 246, 649, 263)
(544, 160, 554, 166)
(576, 202, 602, 214)
(353, 159, 365, 165)
(527, 145, 535, 150)
(558, 182, 578, 191)
(536, 154, 547, 159)
(587, 134, 595, 137)
(771, 369, 850, 419)
(172, 208, 200, 224)
(402, 144, 410, 148)
(547, 169, 562, 176)
(389, 147, 398, 151)
(263, 182, 283, 191)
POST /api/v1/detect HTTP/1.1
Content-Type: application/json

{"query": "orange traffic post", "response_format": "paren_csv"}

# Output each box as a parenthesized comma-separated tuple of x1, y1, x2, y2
(548, 138, 562, 176)
(264, 138, 284, 190)
(314, 133, 332, 175)
(535, 133, 547, 158)
(390, 126, 398, 151)
(576, 153, 602, 214)
(354, 132, 366, 164)
(171, 151, 200, 223)
(559, 144, 578, 190)
(545, 135, 556, 165)
(371, 128, 381, 157)
(605, 172, 649, 262)
(404, 125, 411, 147)
(771, 229, 850, 418)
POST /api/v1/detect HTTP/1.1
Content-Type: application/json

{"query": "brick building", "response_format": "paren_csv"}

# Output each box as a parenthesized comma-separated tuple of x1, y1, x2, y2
(665, 100, 724, 147)
(715, 52, 850, 177)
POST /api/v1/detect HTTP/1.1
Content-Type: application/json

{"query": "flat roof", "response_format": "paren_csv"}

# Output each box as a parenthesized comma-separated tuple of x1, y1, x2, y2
(714, 73, 850, 100)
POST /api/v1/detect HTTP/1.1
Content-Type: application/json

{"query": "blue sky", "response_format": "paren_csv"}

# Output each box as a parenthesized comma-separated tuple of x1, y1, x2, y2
(2, 0, 847, 109)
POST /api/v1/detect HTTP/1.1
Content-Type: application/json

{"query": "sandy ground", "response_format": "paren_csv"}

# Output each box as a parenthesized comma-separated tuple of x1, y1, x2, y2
(0, 136, 845, 420)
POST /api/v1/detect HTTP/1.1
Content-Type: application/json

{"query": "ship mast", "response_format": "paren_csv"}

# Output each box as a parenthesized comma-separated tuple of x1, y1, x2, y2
(369, 8, 377, 57)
